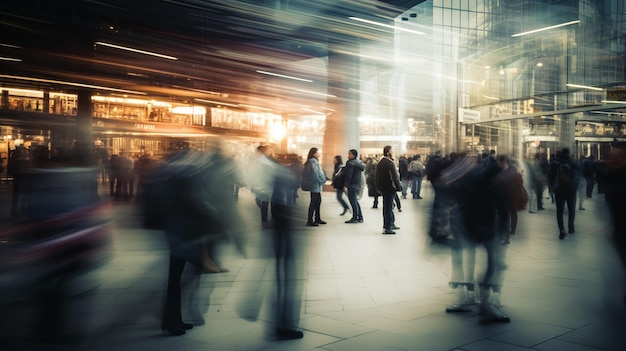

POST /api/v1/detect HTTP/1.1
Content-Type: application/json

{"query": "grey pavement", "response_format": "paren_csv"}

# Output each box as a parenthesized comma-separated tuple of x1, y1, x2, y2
(1, 181, 625, 351)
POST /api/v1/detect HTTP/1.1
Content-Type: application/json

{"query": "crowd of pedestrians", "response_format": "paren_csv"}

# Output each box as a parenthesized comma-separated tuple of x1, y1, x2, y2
(6, 141, 626, 342)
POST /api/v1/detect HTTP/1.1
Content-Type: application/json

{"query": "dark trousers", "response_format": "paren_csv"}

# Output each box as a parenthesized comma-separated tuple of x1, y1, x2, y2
(534, 184, 544, 209)
(256, 198, 270, 223)
(347, 187, 362, 220)
(382, 192, 395, 229)
(585, 176, 595, 197)
(307, 192, 322, 222)
(555, 190, 576, 232)
(164, 255, 186, 327)
(336, 188, 350, 210)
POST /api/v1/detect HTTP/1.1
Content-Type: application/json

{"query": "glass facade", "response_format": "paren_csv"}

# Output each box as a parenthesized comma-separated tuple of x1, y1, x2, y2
(362, 0, 626, 160)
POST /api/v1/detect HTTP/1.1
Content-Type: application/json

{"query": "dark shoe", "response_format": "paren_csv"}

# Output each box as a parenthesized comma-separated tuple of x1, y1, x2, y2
(390, 226, 400, 230)
(398, 208, 402, 212)
(479, 304, 510, 323)
(372, 206, 378, 209)
(559, 230, 567, 239)
(345, 219, 360, 223)
(340, 208, 349, 216)
(579, 207, 585, 211)
(538, 207, 546, 210)
(568, 228, 575, 234)
(276, 328, 303, 340)
(315, 220, 327, 225)
(417, 196, 423, 199)
(383, 229, 396, 234)
(306, 222, 319, 227)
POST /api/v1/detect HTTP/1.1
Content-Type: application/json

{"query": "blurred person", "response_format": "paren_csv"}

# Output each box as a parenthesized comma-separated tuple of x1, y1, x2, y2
(442, 153, 511, 322)
(155, 150, 222, 336)
(287, 154, 302, 205)
(7, 145, 30, 217)
(582, 154, 597, 198)
(365, 157, 380, 208)
(302, 147, 327, 226)
(409, 155, 425, 199)
(269, 160, 305, 339)
(375, 146, 401, 234)
(398, 155, 409, 199)
(603, 142, 626, 305)
(133, 153, 161, 205)
(331, 155, 350, 216)
(528, 153, 547, 212)
(248, 145, 275, 225)
(548, 148, 581, 239)
(493, 155, 527, 244)
(426, 151, 452, 242)
(578, 155, 587, 211)
(343, 149, 365, 224)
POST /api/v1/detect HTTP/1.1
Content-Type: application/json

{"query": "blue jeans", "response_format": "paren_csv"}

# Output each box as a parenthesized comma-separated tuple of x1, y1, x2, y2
(347, 187, 362, 220)
(336, 188, 350, 210)
(411, 175, 423, 197)
(382, 192, 395, 229)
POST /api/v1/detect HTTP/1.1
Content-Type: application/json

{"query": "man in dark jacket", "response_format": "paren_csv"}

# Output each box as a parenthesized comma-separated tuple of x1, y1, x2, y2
(375, 145, 402, 234)
(548, 148, 581, 239)
(343, 149, 365, 224)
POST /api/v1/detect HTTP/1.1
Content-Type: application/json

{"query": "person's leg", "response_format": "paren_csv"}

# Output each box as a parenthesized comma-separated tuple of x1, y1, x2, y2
(401, 179, 408, 198)
(567, 191, 576, 232)
(535, 185, 544, 209)
(313, 193, 323, 222)
(307, 193, 315, 224)
(394, 193, 401, 211)
(163, 255, 188, 335)
(555, 192, 566, 237)
(382, 192, 394, 230)
(373, 195, 378, 208)
(411, 175, 418, 198)
(416, 176, 423, 198)
(336, 189, 349, 214)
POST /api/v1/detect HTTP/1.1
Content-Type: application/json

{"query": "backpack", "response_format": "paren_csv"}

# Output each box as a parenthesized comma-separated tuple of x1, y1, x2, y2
(301, 160, 313, 191)
(332, 167, 345, 189)
(410, 160, 424, 177)
(555, 161, 574, 191)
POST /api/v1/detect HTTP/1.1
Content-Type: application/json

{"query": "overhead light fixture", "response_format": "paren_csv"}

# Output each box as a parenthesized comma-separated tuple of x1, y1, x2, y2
(0, 74, 146, 95)
(294, 89, 336, 98)
(238, 104, 272, 111)
(536, 62, 543, 67)
(95, 41, 178, 60)
(256, 70, 313, 82)
(601, 100, 626, 104)
(566, 83, 603, 91)
(0, 57, 21, 62)
(512, 20, 580, 37)
(194, 98, 239, 107)
(0, 43, 21, 49)
(349, 17, 425, 35)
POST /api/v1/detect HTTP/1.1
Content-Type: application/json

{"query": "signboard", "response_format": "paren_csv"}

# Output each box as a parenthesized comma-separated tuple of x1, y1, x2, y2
(458, 108, 480, 123)
(607, 89, 626, 101)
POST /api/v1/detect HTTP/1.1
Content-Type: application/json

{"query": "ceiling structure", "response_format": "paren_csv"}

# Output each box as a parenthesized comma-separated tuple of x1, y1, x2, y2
(1, 0, 426, 117)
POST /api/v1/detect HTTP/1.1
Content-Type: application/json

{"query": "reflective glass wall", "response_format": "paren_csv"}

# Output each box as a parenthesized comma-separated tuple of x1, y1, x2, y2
(378, 0, 626, 160)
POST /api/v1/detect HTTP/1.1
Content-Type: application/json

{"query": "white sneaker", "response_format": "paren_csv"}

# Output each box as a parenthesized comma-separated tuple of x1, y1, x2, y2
(445, 288, 473, 312)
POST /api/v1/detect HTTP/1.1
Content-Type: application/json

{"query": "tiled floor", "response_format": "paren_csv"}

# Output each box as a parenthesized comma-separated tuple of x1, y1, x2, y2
(3, 182, 626, 351)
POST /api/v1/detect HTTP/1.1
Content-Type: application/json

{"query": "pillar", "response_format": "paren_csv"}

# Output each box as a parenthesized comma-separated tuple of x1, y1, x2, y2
(75, 89, 94, 164)
(322, 43, 360, 176)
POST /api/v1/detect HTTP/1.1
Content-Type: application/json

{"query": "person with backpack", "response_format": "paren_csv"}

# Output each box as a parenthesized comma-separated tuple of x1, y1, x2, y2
(548, 148, 581, 239)
(409, 155, 425, 199)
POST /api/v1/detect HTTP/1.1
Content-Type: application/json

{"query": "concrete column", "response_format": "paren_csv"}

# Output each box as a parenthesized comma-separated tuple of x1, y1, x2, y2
(322, 44, 360, 176)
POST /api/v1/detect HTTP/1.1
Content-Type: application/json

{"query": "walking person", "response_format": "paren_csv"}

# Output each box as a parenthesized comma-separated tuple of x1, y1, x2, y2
(398, 155, 409, 199)
(331, 155, 350, 216)
(548, 148, 581, 239)
(302, 147, 327, 226)
(249, 145, 275, 226)
(409, 155, 425, 199)
(365, 157, 380, 208)
(343, 149, 365, 224)
(375, 146, 402, 234)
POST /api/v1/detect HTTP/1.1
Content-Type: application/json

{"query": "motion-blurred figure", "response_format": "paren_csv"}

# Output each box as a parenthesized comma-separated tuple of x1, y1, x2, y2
(441, 153, 510, 322)
(603, 142, 626, 305)
(548, 148, 581, 239)
(270, 160, 304, 339)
